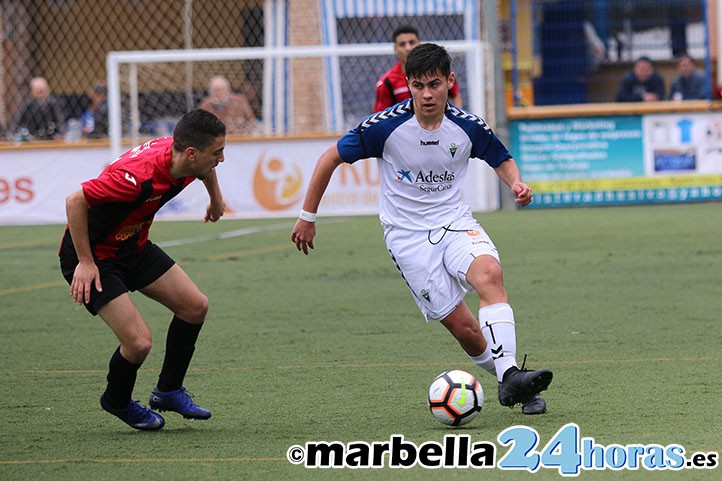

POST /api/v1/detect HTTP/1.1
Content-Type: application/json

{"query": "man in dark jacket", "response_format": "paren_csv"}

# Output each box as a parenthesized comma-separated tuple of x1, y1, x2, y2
(669, 54, 708, 100)
(13, 77, 66, 140)
(615, 57, 666, 102)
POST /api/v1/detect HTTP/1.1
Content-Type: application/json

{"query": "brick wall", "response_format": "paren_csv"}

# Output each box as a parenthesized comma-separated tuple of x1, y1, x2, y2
(288, 0, 325, 133)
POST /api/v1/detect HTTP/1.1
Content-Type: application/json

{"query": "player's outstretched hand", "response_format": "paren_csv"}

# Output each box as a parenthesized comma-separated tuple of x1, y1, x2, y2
(291, 219, 315, 255)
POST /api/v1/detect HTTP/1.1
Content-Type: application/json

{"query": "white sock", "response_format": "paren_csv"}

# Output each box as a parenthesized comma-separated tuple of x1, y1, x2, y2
(479, 303, 518, 382)
(466, 349, 496, 377)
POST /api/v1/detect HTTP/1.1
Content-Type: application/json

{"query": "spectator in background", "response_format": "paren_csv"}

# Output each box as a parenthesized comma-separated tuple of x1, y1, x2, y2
(615, 56, 666, 102)
(374, 25, 462, 113)
(82, 81, 109, 139)
(197, 75, 256, 135)
(669, 54, 708, 101)
(12, 77, 66, 140)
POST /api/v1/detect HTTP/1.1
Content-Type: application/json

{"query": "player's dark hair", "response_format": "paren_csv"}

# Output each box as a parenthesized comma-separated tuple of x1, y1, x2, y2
(173, 109, 226, 152)
(405, 43, 451, 80)
(392, 24, 419, 42)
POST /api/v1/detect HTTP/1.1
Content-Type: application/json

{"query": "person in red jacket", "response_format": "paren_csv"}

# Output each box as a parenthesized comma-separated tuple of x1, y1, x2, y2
(374, 25, 462, 113)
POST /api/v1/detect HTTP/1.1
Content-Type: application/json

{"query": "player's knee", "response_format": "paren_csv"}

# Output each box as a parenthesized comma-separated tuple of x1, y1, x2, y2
(483, 261, 504, 284)
(181, 293, 208, 324)
(469, 259, 504, 290)
(125, 336, 152, 362)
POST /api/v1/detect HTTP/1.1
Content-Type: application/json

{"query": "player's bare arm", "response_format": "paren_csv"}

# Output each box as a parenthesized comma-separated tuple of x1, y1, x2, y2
(65, 189, 103, 304)
(291, 144, 345, 255)
(494, 158, 533, 207)
(202, 169, 225, 222)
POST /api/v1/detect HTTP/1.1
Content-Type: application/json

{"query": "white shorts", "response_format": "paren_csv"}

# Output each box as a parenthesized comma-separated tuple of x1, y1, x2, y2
(383, 210, 499, 322)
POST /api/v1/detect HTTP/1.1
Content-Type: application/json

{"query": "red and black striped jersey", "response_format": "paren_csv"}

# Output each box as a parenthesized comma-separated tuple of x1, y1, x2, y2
(63, 137, 194, 261)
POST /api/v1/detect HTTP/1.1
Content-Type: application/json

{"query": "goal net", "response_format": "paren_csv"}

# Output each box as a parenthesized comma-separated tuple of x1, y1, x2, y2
(107, 41, 493, 158)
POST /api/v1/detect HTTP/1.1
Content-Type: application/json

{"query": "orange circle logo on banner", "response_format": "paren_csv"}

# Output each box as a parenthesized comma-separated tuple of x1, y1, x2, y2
(252, 153, 303, 211)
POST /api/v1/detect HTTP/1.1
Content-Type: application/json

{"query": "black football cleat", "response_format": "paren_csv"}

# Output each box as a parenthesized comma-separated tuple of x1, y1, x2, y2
(498, 367, 553, 408)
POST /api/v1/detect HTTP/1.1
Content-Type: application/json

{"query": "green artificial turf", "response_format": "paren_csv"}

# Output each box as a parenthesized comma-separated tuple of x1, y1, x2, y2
(1, 203, 719, 480)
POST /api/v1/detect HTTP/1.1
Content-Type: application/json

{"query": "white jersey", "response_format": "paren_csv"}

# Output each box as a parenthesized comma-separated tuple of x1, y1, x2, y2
(337, 100, 511, 230)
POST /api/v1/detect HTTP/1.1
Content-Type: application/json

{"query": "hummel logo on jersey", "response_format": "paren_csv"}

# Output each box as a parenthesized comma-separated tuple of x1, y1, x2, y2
(124, 172, 137, 186)
(396, 170, 413, 183)
(420, 139, 439, 146)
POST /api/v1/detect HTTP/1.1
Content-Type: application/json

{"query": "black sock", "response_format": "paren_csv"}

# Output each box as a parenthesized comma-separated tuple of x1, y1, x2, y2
(104, 346, 141, 409)
(157, 316, 203, 392)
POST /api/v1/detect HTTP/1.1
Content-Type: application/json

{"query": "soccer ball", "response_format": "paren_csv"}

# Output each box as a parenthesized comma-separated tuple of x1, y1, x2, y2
(428, 370, 483, 427)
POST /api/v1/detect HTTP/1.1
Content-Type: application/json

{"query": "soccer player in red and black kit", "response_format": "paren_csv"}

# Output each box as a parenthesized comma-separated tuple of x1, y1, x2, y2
(59, 109, 226, 431)
(373, 25, 462, 113)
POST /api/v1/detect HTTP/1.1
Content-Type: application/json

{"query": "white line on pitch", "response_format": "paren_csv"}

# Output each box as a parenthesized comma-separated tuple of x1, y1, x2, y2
(157, 218, 348, 248)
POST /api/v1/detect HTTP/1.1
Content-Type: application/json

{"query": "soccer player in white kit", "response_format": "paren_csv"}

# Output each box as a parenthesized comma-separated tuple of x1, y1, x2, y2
(291, 43, 552, 414)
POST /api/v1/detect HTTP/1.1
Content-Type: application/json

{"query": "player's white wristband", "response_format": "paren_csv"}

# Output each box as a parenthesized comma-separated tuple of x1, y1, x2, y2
(299, 210, 317, 223)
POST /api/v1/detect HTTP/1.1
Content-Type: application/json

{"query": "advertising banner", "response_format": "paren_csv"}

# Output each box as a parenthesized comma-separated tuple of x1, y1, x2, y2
(0, 137, 498, 225)
(511, 114, 722, 207)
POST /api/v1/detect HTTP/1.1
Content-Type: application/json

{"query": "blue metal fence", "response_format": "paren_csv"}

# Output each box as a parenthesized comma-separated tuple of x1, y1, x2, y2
(511, 0, 710, 106)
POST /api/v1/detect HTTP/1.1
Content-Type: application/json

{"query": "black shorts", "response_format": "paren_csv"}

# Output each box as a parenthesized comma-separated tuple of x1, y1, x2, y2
(59, 240, 175, 316)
